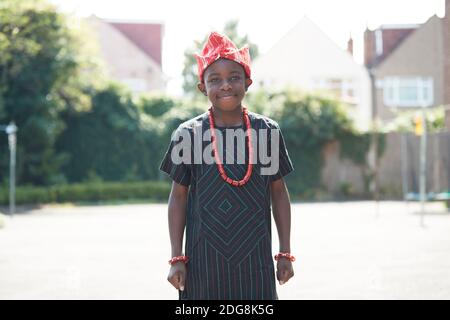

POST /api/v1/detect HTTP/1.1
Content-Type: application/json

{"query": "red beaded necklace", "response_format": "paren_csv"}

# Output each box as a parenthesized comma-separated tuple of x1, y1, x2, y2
(208, 106, 253, 187)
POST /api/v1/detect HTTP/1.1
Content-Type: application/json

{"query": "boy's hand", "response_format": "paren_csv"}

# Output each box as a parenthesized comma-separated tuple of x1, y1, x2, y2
(167, 262, 187, 291)
(276, 258, 294, 285)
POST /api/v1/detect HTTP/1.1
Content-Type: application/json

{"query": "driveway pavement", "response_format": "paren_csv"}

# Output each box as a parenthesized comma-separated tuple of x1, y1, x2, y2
(0, 201, 449, 299)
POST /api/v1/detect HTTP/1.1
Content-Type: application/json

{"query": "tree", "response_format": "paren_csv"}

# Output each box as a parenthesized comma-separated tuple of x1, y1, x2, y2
(0, 0, 96, 185)
(181, 19, 259, 97)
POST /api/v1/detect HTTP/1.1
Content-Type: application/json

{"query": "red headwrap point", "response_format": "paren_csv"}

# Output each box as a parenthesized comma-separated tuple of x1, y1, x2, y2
(194, 32, 251, 82)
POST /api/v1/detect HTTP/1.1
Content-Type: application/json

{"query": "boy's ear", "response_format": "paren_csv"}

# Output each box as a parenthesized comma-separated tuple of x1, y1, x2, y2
(197, 82, 207, 96)
(245, 78, 253, 91)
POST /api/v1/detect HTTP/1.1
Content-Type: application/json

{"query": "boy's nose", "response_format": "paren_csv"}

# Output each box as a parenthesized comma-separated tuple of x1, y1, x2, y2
(220, 80, 232, 91)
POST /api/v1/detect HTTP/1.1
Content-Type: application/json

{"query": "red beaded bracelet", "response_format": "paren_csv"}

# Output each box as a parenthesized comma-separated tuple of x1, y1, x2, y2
(274, 252, 296, 262)
(168, 255, 189, 265)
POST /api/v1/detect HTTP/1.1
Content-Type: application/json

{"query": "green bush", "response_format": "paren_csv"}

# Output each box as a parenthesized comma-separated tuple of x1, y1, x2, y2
(0, 180, 171, 205)
(56, 83, 164, 183)
(137, 93, 176, 118)
(268, 90, 354, 196)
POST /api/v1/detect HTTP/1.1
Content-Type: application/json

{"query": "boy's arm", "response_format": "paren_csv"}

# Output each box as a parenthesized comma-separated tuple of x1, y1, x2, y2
(270, 178, 291, 253)
(167, 181, 189, 291)
(270, 177, 294, 285)
(168, 181, 189, 257)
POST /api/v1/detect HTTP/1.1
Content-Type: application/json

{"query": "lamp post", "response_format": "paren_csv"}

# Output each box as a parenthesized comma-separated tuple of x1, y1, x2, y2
(1, 122, 17, 216)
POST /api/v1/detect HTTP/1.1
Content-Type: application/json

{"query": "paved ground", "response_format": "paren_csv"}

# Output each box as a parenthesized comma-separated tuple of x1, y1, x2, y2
(0, 201, 449, 300)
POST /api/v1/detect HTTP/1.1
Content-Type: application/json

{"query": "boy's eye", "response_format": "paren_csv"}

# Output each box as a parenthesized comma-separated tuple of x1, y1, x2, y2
(208, 75, 241, 84)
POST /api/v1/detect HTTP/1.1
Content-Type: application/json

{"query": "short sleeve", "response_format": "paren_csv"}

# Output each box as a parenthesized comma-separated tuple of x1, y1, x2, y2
(159, 126, 192, 187)
(269, 125, 294, 182)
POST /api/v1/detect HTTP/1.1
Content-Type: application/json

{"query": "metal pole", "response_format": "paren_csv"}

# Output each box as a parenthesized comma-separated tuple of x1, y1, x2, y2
(401, 132, 409, 213)
(419, 106, 427, 227)
(401, 132, 408, 202)
(6, 122, 17, 216)
(9, 134, 16, 216)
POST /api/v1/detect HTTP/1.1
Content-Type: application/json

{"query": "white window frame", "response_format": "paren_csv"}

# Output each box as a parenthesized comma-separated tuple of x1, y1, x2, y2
(382, 76, 434, 107)
(121, 78, 147, 93)
(341, 79, 356, 100)
(312, 78, 356, 99)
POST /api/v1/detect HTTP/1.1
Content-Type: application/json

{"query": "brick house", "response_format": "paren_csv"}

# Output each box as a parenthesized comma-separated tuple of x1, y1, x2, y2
(364, 0, 450, 128)
(86, 15, 167, 94)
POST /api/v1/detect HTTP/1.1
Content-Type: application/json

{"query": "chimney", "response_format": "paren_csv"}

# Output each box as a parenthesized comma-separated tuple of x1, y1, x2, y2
(364, 27, 376, 68)
(444, 0, 450, 129)
(347, 33, 353, 56)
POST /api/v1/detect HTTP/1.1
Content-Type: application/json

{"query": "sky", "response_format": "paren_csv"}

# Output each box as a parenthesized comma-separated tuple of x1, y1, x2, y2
(49, 0, 445, 96)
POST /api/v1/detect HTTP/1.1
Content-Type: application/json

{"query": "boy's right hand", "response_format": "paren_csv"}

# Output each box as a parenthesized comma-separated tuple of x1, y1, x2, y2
(167, 262, 186, 291)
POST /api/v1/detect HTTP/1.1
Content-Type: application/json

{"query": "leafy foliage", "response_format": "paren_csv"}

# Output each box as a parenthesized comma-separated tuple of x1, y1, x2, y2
(267, 90, 354, 196)
(56, 83, 161, 182)
(0, 0, 97, 185)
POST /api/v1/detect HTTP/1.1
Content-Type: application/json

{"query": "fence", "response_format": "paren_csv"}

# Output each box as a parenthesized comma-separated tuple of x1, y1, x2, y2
(321, 132, 450, 198)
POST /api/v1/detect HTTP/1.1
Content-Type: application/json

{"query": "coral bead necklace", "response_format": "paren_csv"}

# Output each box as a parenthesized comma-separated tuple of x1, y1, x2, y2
(208, 106, 253, 187)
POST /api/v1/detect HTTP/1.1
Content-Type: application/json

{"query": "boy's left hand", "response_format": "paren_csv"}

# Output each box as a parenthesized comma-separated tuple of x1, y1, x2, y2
(276, 259, 294, 285)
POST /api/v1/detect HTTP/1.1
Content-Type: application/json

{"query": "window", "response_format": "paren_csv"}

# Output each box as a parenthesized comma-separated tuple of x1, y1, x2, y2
(311, 78, 356, 102)
(383, 77, 434, 107)
(341, 79, 356, 100)
(121, 78, 147, 93)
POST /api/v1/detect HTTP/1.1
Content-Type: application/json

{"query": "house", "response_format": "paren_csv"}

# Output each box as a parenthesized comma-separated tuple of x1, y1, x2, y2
(364, 0, 450, 128)
(252, 17, 372, 131)
(86, 15, 167, 94)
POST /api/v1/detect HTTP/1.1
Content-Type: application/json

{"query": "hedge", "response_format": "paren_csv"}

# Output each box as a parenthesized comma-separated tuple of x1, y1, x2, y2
(0, 181, 171, 205)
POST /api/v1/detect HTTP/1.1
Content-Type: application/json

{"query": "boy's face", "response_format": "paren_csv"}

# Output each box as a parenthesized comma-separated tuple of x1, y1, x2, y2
(197, 58, 252, 112)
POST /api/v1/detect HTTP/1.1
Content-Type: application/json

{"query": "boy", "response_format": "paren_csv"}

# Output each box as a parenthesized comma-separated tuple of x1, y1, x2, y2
(160, 32, 295, 300)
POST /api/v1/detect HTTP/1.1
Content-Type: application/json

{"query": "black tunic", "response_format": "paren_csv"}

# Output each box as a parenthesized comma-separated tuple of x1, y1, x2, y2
(159, 111, 294, 300)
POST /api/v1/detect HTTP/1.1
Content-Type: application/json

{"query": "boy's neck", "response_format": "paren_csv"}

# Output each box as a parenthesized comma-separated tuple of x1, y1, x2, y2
(211, 105, 244, 127)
